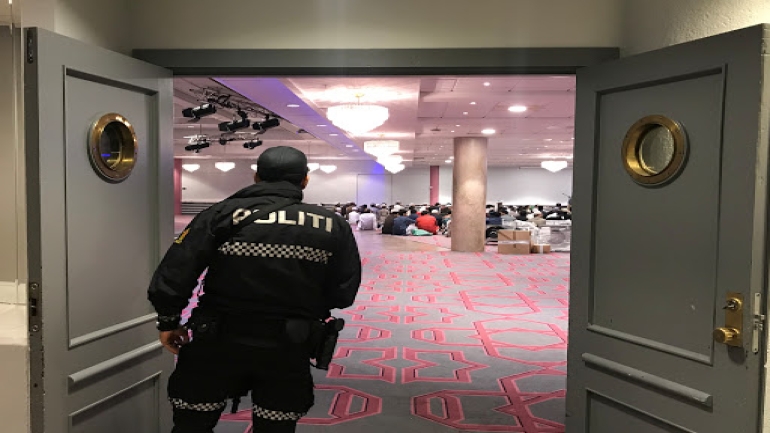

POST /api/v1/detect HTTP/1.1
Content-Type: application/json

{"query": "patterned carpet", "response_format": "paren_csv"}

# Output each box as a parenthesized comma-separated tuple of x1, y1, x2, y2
(202, 232, 570, 433)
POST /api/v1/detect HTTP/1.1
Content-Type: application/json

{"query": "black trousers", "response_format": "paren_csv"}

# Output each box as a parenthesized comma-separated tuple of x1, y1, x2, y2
(167, 337, 314, 433)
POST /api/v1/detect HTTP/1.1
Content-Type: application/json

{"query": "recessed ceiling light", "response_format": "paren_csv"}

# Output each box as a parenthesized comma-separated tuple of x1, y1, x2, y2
(451, 130, 455, 133)
(544, 138, 553, 142)
(188, 125, 195, 128)
(287, 104, 300, 108)
(508, 105, 528, 113)
(449, 156, 454, 159)
(470, 102, 477, 105)
(345, 145, 353, 148)
(463, 112, 469, 115)
(445, 160, 452, 163)
(316, 124, 327, 127)
(456, 124, 461, 127)
(483, 82, 491, 87)
(329, 134, 339, 137)
(482, 129, 496, 135)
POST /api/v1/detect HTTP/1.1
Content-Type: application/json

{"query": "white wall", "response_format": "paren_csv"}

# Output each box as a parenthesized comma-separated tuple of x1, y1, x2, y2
(131, 0, 621, 50)
(439, 166, 573, 206)
(181, 159, 432, 206)
(621, 0, 770, 55)
(182, 159, 572, 207)
(0, 25, 30, 433)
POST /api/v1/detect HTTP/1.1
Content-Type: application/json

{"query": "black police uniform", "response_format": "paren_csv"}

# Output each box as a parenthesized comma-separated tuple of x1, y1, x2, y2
(149, 175, 362, 433)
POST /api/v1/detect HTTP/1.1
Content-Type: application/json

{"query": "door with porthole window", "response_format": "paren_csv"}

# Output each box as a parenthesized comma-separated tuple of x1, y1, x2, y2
(567, 25, 770, 432)
(25, 28, 174, 433)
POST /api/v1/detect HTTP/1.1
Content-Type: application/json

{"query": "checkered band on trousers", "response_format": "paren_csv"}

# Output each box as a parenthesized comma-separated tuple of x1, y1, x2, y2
(169, 398, 227, 412)
(253, 405, 306, 421)
(218, 242, 333, 264)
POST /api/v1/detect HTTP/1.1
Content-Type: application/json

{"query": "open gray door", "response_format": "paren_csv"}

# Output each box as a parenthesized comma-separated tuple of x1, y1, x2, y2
(24, 28, 174, 433)
(567, 25, 770, 432)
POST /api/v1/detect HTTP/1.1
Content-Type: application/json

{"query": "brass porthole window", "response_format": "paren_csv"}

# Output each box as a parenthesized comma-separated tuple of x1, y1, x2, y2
(622, 115, 688, 186)
(88, 113, 138, 183)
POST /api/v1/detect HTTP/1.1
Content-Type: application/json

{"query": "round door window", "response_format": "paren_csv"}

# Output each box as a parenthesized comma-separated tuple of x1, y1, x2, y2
(88, 113, 138, 182)
(622, 115, 687, 186)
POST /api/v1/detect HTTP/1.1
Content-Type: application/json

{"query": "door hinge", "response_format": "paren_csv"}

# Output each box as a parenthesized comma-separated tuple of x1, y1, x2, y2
(25, 29, 34, 64)
(752, 292, 765, 354)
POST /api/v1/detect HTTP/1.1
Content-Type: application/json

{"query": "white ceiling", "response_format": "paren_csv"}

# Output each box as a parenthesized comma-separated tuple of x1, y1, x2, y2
(174, 75, 575, 167)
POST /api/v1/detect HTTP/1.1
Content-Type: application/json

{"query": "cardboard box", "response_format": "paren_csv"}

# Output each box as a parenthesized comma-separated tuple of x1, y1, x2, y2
(499, 241, 531, 255)
(531, 244, 552, 254)
(498, 230, 531, 242)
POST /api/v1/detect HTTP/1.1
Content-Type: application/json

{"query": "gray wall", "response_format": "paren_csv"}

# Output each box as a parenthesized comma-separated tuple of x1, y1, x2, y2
(130, 0, 622, 50)
(621, 0, 770, 55)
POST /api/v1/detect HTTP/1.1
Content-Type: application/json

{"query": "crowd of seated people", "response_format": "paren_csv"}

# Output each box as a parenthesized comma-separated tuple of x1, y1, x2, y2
(329, 201, 570, 237)
(333, 202, 452, 236)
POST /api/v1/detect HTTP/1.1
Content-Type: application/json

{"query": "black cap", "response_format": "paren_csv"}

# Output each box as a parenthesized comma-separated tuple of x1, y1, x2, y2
(256, 146, 309, 184)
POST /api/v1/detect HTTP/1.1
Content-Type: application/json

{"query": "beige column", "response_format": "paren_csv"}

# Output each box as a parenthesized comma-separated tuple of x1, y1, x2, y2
(451, 137, 488, 252)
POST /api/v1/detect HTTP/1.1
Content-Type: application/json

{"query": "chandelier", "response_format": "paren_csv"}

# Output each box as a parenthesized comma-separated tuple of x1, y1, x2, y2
(541, 160, 568, 173)
(215, 162, 236, 172)
(364, 140, 399, 163)
(327, 96, 389, 134)
(376, 154, 405, 174)
(181, 163, 200, 173)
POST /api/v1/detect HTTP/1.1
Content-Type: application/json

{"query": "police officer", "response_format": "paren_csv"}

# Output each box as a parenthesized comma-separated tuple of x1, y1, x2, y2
(148, 146, 362, 433)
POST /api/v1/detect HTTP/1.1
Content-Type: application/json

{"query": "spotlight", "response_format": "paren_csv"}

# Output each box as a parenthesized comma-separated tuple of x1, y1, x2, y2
(218, 117, 251, 132)
(184, 140, 211, 153)
(253, 117, 281, 132)
(182, 104, 217, 120)
(243, 140, 264, 150)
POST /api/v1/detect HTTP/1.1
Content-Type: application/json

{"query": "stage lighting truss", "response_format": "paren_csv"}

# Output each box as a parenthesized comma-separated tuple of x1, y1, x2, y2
(187, 87, 276, 121)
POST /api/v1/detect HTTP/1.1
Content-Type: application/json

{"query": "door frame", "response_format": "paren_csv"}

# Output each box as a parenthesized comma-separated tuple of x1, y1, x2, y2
(133, 47, 618, 76)
(136, 35, 770, 431)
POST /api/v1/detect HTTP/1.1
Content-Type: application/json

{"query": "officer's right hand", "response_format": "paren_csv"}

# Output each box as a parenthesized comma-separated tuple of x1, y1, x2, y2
(159, 327, 190, 355)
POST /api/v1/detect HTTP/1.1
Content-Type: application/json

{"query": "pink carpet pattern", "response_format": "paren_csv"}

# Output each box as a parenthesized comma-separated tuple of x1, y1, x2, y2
(212, 240, 570, 433)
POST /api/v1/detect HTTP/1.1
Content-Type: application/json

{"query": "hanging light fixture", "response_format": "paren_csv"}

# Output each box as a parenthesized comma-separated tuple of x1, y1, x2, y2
(181, 163, 200, 173)
(541, 160, 568, 173)
(364, 140, 399, 159)
(385, 163, 405, 174)
(327, 94, 389, 135)
(307, 163, 320, 172)
(215, 162, 236, 172)
(319, 165, 337, 174)
(376, 154, 403, 166)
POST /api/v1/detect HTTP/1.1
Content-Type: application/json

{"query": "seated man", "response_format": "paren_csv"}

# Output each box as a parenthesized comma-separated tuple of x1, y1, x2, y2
(486, 211, 503, 226)
(358, 209, 378, 231)
(416, 210, 439, 235)
(408, 207, 420, 221)
(381, 210, 397, 235)
(392, 210, 413, 236)
(347, 207, 361, 226)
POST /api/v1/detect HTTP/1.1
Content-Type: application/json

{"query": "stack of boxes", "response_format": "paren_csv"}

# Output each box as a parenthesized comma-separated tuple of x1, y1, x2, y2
(497, 228, 551, 255)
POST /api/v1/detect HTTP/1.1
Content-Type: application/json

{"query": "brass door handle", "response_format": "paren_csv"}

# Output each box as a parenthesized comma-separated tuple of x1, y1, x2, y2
(713, 327, 740, 345)
(714, 292, 744, 347)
